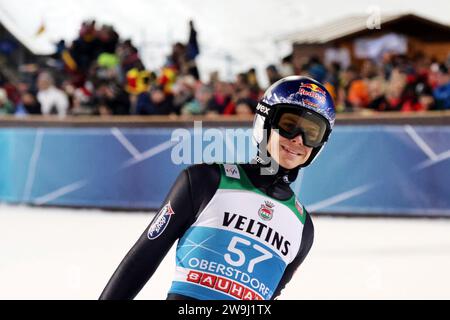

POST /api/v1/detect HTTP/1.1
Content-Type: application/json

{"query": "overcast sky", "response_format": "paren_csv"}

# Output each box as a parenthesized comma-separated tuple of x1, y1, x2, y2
(1, 0, 449, 84)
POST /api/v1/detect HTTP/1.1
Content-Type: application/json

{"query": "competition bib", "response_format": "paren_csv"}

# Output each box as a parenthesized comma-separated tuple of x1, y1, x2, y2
(168, 164, 306, 300)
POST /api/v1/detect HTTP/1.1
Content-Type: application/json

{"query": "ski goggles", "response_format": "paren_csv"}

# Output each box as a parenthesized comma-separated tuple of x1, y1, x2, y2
(270, 105, 331, 148)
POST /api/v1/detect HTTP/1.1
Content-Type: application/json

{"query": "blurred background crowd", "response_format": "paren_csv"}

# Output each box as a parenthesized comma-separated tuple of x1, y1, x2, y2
(0, 19, 449, 117)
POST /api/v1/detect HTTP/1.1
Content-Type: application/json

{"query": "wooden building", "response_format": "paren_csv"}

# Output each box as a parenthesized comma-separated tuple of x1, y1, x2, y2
(279, 13, 450, 70)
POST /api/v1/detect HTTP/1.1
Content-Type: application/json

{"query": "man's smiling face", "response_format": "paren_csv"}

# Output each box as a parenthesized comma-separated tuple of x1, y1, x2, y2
(267, 130, 313, 169)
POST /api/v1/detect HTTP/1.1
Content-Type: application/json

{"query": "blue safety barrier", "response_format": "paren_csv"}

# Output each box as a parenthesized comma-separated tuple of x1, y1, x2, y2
(1, 125, 449, 216)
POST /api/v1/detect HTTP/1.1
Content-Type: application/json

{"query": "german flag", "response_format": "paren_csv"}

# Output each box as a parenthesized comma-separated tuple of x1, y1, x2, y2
(62, 50, 77, 72)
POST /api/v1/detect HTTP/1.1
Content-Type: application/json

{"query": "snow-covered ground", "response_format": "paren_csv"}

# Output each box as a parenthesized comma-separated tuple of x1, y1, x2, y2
(1, 204, 449, 300)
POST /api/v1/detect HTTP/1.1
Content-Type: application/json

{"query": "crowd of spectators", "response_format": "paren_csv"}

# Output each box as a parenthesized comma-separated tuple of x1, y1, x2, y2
(0, 19, 449, 117)
(324, 53, 450, 112)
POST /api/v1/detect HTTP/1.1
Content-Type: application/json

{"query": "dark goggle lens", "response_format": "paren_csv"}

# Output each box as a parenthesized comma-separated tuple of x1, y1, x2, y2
(274, 112, 328, 147)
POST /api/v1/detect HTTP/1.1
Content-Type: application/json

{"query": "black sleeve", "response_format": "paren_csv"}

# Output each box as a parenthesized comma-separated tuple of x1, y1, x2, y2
(99, 168, 196, 300)
(271, 212, 314, 300)
(99, 164, 221, 300)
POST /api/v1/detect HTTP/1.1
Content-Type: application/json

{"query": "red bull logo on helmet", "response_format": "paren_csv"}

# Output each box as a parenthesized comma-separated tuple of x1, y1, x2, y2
(298, 83, 327, 105)
(302, 99, 320, 109)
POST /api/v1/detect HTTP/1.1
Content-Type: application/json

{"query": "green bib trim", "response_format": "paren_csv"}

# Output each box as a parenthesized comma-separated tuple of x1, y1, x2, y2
(219, 164, 306, 224)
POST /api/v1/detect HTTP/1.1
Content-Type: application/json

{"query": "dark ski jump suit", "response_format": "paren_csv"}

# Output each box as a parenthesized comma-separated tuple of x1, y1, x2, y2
(100, 162, 314, 300)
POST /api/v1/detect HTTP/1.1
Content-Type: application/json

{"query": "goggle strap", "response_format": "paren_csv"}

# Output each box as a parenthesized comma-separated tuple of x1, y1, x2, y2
(255, 102, 272, 117)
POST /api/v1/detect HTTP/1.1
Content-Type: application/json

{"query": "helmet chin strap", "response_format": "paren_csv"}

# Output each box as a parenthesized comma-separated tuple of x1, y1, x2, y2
(253, 147, 301, 184)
